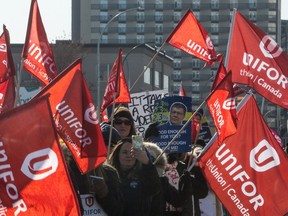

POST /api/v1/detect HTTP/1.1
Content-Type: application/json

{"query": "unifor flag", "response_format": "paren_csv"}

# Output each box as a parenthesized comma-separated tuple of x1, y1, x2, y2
(198, 95, 288, 215)
(33, 58, 107, 174)
(0, 96, 81, 215)
(179, 82, 186, 96)
(22, 0, 57, 85)
(226, 10, 288, 109)
(166, 9, 218, 65)
(0, 76, 15, 113)
(206, 72, 237, 144)
(0, 25, 15, 83)
(100, 49, 131, 112)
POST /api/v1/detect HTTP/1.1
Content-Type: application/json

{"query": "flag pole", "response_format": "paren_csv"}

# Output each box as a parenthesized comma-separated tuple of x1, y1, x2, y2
(224, 8, 237, 65)
(14, 59, 24, 107)
(107, 92, 118, 159)
(129, 42, 166, 92)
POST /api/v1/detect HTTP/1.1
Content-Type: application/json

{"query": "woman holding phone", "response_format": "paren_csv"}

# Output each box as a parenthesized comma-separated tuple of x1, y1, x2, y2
(108, 137, 161, 215)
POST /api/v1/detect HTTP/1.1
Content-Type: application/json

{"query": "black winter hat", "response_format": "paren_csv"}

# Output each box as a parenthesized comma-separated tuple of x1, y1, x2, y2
(100, 122, 121, 147)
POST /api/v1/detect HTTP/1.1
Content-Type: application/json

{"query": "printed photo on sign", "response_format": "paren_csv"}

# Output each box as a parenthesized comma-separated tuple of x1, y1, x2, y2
(146, 96, 192, 153)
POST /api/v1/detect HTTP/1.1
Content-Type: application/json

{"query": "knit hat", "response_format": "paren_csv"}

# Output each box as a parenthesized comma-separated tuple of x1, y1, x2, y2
(100, 122, 122, 147)
(113, 106, 134, 122)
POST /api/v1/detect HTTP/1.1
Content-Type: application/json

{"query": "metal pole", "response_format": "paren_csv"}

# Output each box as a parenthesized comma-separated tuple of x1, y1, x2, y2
(96, 8, 138, 122)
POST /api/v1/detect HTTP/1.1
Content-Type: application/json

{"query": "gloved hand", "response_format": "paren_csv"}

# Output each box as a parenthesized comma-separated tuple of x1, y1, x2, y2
(144, 122, 160, 140)
(192, 145, 203, 158)
(178, 170, 194, 198)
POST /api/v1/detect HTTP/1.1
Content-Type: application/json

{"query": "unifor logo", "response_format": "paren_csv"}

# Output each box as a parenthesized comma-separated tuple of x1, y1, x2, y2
(21, 148, 58, 180)
(250, 139, 280, 172)
(206, 36, 214, 50)
(259, 35, 283, 58)
(84, 103, 98, 125)
(85, 196, 95, 207)
(222, 97, 236, 110)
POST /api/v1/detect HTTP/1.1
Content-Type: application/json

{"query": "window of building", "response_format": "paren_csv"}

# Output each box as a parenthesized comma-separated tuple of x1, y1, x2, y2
(99, 0, 108, 10)
(192, 82, 200, 91)
(194, 11, 200, 20)
(211, 0, 219, 10)
(249, 11, 257, 21)
(268, 22, 276, 33)
(174, 0, 182, 10)
(192, 59, 200, 68)
(211, 23, 219, 33)
(192, 71, 200, 79)
(154, 70, 160, 88)
(249, 0, 257, 9)
(100, 12, 108, 22)
(230, 0, 238, 8)
(174, 12, 181, 22)
(173, 59, 181, 69)
(137, 24, 145, 33)
(118, 23, 126, 33)
(155, 11, 163, 22)
(211, 11, 219, 22)
(191, 93, 200, 99)
(163, 75, 169, 90)
(118, 0, 126, 10)
(138, 0, 145, 10)
(144, 66, 151, 84)
(192, 0, 200, 10)
(173, 70, 181, 80)
(155, 0, 163, 10)
(173, 49, 182, 57)
(118, 35, 126, 44)
(118, 13, 126, 22)
(211, 35, 219, 45)
(100, 23, 108, 34)
(137, 35, 145, 44)
(137, 12, 145, 22)
(155, 24, 163, 33)
(155, 35, 163, 45)
(101, 35, 108, 44)
(268, 11, 276, 20)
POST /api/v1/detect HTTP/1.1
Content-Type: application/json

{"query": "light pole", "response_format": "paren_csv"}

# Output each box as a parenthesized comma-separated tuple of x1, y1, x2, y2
(96, 7, 139, 121)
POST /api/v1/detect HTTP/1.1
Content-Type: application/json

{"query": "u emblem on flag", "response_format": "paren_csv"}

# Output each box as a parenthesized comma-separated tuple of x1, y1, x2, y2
(259, 35, 283, 58)
(250, 139, 280, 172)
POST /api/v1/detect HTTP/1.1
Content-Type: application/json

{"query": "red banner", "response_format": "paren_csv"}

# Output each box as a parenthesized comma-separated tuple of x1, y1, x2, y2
(0, 25, 15, 83)
(227, 10, 288, 109)
(206, 72, 237, 144)
(199, 96, 288, 215)
(22, 0, 57, 85)
(101, 49, 130, 112)
(0, 76, 15, 113)
(34, 58, 107, 174)
(166, 9, 217, 65)
(0, 96, 81, 215)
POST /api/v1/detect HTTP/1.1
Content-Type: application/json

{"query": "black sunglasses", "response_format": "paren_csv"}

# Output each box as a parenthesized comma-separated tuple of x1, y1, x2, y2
(114, 119, 132, 126)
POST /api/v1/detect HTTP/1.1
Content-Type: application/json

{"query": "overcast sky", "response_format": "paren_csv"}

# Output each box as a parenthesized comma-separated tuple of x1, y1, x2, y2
(0, 0, 287, 44)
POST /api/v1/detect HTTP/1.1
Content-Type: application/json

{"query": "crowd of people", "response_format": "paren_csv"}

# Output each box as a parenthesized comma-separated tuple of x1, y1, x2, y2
(62, 105, 212, 216)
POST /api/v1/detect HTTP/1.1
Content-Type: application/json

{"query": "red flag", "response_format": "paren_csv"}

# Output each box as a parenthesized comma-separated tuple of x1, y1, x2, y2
(0, 96, 81, 215)
(0, 25, 15, 82)
(100, 49, 131, 112)
(211, 57, 227, 91)
(206, 72, 237, 144)
(179, 82, 187, 96)
(226, 10, 288, 109)
(0, 76, 15, 113)
(199, 96, 288, 215)
(166, 9, 217, 65)
(22, 0, 57, 85)
(34, 58, 107, 174)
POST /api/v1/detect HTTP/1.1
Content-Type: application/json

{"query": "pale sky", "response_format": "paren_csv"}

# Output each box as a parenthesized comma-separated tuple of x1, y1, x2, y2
(0, 0, 288, 44)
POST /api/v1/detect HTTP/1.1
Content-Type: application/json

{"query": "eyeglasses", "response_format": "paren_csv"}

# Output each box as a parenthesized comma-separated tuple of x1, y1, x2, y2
(171, 111, 184, 115)
(114, 119, 132, 126)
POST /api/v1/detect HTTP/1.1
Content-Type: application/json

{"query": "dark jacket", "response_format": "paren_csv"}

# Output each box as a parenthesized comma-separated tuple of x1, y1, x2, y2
(118, 162, 161, 216)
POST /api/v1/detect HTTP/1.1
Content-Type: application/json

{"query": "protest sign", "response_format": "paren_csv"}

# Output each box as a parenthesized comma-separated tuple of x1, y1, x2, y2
(149, 96, 192, 153)
(129, 89, 168, 135)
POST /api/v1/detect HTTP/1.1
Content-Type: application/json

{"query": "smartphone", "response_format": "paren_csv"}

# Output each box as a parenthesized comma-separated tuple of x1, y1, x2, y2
(132, 135, 143, 150)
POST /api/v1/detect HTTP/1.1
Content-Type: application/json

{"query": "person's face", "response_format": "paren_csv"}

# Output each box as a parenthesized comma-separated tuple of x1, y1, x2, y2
(170, 107, 185, 125)
(113, 117, 132, 137)
(119, 142, 136, 171)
